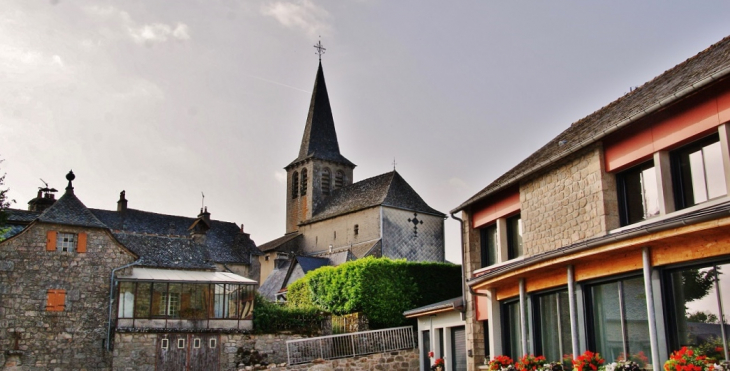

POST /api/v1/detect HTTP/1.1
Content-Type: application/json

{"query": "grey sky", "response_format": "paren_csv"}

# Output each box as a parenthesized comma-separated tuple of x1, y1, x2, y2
(3, 1, 730, 263)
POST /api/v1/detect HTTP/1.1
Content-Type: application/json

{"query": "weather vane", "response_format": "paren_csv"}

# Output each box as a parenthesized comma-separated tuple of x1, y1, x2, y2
(314, 38, 326, 61)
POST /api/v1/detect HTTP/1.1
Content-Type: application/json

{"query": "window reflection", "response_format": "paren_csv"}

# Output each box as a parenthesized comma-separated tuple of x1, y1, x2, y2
(617, 161, 659, 226)
(538, 291, 572, 367)
(673, 135, 727, 209)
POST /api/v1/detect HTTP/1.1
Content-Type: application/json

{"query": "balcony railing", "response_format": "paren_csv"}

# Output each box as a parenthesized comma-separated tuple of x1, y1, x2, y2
(286, 326, 415, 365)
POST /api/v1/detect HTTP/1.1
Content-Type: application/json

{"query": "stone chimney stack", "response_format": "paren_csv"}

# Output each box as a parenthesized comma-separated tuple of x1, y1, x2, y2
(199, 207, 211, 225)
(28, 183, 58, 212)
(117, 190, 127, 212)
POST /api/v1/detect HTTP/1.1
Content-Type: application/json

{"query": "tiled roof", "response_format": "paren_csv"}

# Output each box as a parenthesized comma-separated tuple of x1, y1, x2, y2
(348, 239, 381, 259)
(257, 232, 302, 253)
(92, 208, 260, 266)
(112, 232, 214, 269)
(37, 187, 107, 229)
(307, 171, 444, 224)
(288, 61, 354, 168)
(6, 209, 41, 223)
(295, 255, 330, 273)
(454, 35, 730, 212)
(258, 259, 291, 301)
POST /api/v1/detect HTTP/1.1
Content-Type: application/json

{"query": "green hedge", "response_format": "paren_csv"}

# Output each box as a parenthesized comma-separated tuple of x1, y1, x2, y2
(252, 293, 326, 335)
(287, 257, 461, 328)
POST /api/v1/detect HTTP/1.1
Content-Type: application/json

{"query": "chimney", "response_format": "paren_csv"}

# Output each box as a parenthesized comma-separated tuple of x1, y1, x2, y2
(28, 182, 58, 212)
(117, 190, 127, 212)
(198, 207, 211, 225)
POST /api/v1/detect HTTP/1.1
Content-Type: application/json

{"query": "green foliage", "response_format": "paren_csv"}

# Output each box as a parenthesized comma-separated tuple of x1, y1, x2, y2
(287, 257, 462, 329)
(687, 310, 719, 324)
(682, 268, 717, 303)
(252, 293, 326, 334)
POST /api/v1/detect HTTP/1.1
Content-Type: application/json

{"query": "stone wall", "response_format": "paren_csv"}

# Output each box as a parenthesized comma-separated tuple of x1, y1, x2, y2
(520, 144, 619, 256)
(110, 333, 418, 371)
(0, 222, 135, 370)
(461, 211, 485, 371)
(298, 207, 381, 255)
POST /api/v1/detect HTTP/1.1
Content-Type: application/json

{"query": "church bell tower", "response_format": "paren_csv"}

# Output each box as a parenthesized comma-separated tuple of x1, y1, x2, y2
(285, 44, 355, 233)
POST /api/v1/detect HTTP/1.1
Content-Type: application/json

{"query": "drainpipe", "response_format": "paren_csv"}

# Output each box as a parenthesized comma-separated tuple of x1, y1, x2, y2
(107, 258, 143, 351)
(450, 212, 467, 314)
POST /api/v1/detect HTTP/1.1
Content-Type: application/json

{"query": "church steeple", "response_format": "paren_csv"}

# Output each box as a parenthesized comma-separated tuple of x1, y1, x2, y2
(285, 58, 356, 233)
(288, 61, 354, 168)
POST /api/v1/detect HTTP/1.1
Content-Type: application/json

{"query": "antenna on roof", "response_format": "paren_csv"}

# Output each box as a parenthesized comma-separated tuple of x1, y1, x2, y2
(314, 38, 326, 61)
(201, 192, 205, 210)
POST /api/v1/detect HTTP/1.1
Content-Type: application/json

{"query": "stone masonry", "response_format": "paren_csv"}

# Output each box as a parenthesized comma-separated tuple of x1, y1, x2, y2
(520, 144, 619, 256)
(0, 222, 135, 370)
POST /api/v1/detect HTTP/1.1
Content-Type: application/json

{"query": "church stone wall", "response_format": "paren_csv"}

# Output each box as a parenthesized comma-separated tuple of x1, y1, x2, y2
(0, 222, 135, 370)
(298, 207, 381, 255)
(381, 207, 445, 262)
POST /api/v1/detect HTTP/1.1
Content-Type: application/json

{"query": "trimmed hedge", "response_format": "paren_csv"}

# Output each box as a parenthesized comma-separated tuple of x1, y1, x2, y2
(287, 257, 461, 328)
(252, 293, 326, 335)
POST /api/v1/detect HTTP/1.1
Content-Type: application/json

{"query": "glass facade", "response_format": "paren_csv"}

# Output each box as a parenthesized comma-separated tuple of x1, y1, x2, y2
(673, 134, 727, 209)
(617, 160, 659, 226)
(536, 290, 572, 364)
(666, 263, 730, 360)
(588, 276, 650, 365)
(118, 281, 255, 320)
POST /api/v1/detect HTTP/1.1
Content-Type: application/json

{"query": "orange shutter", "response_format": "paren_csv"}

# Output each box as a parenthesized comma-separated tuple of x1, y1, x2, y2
(46, 289, 66, 312)
(77, 233, 87, 253)
(46, 231, 57, 251)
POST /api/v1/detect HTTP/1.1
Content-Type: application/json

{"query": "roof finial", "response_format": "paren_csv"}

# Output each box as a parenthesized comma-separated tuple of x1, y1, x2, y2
(314, 38, 326, 61)
(65, 170, 75, 193)
(392, 158, 397, 171)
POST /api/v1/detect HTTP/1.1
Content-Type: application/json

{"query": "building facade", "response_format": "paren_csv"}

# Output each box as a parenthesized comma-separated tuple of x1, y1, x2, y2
(0, 172, 259, 370)
(453, 35, 730, 371)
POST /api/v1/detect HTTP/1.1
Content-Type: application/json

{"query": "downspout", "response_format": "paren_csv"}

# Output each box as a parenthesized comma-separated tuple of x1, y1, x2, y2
(107, 258, 143, 351)
(450, 212, 467, 313)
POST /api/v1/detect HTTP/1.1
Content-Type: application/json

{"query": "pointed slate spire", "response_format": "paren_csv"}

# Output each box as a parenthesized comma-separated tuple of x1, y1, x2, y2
(289, 61, 354, 167)
(37, 171, 107, 228)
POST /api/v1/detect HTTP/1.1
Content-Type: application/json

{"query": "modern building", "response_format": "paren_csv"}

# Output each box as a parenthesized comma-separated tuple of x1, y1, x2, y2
(405, 297, 467, 371)
(258, 61, 446, 300)
(0, 171, 260, 370)
(452, 35, 730, 371)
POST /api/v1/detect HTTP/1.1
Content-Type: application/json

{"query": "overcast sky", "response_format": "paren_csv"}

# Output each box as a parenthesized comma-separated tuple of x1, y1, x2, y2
(3, 1, 730, 263)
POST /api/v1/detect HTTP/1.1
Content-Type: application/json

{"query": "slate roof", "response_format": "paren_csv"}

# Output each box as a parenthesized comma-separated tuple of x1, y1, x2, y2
(5, 209, 41, 223)
(288, 61, 354, 168)
(258, 259, 291, 301)
(453, 35, 730, 213)
(296, 255, 330, 272)
(257, 232, 302, 253)
(112, 232, 214, 269)
(306, 171, 445, 224)
(38, 186, 107, 229)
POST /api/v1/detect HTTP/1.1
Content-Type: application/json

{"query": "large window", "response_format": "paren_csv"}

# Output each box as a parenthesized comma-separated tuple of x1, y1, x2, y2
(534, 290, 572, 365)
(118, 281, 254, 320)
(587, 276, 650, 365)
(503, 300, 530, 360)
(507, 214, 523, 260)
(672, 134, 727, 210)
(617, 160, 659, 226)
(480, 224, 498, 268)
(665, 262, 730, 360)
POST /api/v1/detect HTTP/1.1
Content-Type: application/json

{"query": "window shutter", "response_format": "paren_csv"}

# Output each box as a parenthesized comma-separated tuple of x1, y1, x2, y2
(46, 231, 57, 251)
(46, 289, 66, 312)
(77, 232, 87, 253)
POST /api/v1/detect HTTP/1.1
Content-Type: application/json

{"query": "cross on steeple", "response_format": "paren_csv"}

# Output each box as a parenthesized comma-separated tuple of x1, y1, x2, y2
(314, 39, 326, 61)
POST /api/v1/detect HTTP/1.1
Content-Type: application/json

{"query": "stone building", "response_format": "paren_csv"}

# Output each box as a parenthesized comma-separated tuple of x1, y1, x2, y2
(0, 171, 260, 370)
(258, 61, 446, 300)
(452, 35, 730, 371)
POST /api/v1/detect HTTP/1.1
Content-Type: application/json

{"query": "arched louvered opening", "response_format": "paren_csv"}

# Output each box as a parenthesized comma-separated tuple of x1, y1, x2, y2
(291, 171, 299, 199)
(322, 168, 331, 196)
(301, 169, 308, 195)
(334, 170, 344, 190)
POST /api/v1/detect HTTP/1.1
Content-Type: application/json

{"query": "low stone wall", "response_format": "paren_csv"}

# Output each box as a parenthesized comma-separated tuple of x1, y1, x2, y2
(111, 332, 418, 371)
(242, 349, 419, 371)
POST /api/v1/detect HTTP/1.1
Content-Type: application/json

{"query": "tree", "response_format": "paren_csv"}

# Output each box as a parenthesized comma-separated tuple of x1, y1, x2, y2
(686, 310, 719, 324)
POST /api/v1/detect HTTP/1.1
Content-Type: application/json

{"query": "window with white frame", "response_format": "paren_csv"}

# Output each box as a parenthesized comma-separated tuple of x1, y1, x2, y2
(617, 160, 660, 226)
(57, 232, 76, 252)
(672, 134, 727, 210)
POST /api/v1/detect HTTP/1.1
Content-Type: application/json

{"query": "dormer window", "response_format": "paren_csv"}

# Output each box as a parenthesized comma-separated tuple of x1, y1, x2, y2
(301, 169, 308, 195)
(322, 168, 331, 196)
(335, 170, 344, 189)
(292, 171, 299, 199)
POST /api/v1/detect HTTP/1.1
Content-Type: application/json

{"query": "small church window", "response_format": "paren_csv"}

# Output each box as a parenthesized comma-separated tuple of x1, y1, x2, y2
(322, 168, 331, 196)
(292, 171, 299, 199)
(354, 224, 359, 235)
(335, 170, 344, 189)
(301, 169, 308, 195)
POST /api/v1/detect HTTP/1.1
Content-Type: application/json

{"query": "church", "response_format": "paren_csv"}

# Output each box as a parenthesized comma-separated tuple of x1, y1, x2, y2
(258, 57, 446, 301)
